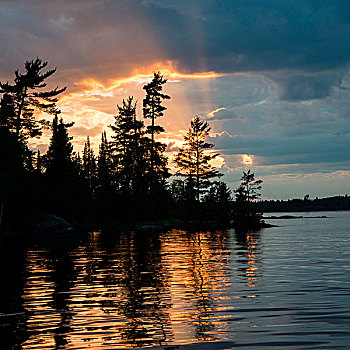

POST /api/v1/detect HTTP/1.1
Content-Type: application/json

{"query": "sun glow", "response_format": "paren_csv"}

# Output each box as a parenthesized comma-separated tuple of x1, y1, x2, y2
(30, 60, 230, 165)
(241, 154, 254, 166)
(60, 61, 225, 103)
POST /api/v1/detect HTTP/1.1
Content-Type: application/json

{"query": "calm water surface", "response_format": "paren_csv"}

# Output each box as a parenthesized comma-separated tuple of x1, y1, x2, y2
(1, 211, 350, 349)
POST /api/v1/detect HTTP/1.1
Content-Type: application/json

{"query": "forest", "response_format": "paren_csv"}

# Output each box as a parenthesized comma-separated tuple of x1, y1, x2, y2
(260, 195, 350, 212)
(0, 58, 264, 232)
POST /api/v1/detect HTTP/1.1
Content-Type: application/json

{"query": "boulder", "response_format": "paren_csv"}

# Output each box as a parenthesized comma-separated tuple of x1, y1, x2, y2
(35, 213, 73, 234)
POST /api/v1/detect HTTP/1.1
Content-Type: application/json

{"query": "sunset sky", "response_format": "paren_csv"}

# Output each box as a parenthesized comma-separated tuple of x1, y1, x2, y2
(1, 0, 350, 199)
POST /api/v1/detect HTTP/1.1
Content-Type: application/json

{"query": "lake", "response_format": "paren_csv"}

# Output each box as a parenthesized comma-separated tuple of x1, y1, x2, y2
(1, 211, 350, 349)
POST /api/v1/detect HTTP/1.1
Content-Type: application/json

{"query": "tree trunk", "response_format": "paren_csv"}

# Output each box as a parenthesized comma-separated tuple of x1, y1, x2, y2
(0, 199, 4, 230)
(16, 87, 27, 140)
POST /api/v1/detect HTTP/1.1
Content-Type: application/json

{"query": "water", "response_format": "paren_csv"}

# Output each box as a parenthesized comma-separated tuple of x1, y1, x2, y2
(1, 211, 350, 349)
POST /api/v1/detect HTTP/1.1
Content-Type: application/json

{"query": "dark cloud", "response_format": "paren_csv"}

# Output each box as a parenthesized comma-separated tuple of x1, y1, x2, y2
(277, 72, 344, 101)
(2, 0, 350, 197)
(143, 0, 350, 73)
(1, 1, 350, 79)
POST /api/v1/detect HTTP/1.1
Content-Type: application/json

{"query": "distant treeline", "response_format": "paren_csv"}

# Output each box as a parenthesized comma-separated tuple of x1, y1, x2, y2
(260, 195, 350, 212)
(0, 58, 264, 231)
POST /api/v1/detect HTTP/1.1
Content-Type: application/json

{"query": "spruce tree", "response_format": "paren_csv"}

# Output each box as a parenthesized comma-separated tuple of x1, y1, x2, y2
(110, 97, 145, 196)
(203, 181, 232, 224)
(175, 116, 222, 201)
(45, 114, 74, 179)
(82, 136, 97, 195)
(95, 132, 116, 221)
(97, 131, 113, 191)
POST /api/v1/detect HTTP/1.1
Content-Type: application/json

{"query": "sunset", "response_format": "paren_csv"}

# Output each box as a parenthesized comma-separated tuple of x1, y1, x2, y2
(1, 1, 350, 349)
(1, 0, 350, 198)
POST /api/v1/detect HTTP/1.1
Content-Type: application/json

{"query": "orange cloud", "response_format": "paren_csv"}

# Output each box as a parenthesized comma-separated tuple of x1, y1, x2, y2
(241, 154, 254, 166)
(207, 107, 227, 119)
(60, 60, 225, 103)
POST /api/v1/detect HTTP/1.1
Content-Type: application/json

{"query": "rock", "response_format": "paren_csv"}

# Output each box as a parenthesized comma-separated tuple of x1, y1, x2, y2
(35, 213, 74, 234)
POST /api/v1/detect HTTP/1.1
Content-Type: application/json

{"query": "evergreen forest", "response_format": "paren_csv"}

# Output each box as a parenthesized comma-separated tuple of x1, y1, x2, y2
(0, 59, 264, 231)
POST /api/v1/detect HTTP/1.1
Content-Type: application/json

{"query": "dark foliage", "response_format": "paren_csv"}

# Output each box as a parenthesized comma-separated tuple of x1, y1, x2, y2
(174, 116, 223, 202)
(0, 58, 66, 141)
(0, 61, 241, 230)
(260, 195, 350, 212)
(232, 170, 264, 229)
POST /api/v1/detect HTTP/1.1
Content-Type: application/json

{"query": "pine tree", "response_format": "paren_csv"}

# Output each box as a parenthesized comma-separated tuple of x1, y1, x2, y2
(236, 170, 263, 202)
(0, 58, 66, 141)
(175, 116, 222, 201)
(143, 72, 170, 180)
(232, 170, 264, 228)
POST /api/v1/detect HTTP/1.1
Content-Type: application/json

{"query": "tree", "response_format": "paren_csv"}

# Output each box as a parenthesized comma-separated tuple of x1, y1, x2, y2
(0, 58, 66, 141)
(232, 170, 264, 228)
(170, 177, 197, 219)
(203, 181, 232, 224)
(45, 114, 74, 179)
(237, 169, 263, 202)
(0, 94, 15, 131)
(97, 131, 113, 191)
(95, 131, 116, 221)
(143, 72, 170, 178)
(175, 116, 222, 201)
(82, 136, 97, 195)
(110, 97, 146, 195)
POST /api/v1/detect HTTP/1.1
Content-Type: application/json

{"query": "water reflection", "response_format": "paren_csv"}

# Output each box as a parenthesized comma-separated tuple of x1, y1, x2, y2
(1, 228, 263, 349)
(234, 230, 262, 292)
(2, 215, 350, 349)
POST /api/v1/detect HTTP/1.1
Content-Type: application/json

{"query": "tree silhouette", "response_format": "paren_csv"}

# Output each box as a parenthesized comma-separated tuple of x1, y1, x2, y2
(82, 136, 97, 196)
(42, 114, 79, 218)
(97, 131, 113, 191)
(236, 169, 263, 202)
(203, 181, 232, 224)
(143, 72, 170, 180)
(110, 96, 145, 197)
(45, 114, 74, 179)
(232, 170, 264, 228)
(0, 58, 66, 141)
(175, 116, 222, 202)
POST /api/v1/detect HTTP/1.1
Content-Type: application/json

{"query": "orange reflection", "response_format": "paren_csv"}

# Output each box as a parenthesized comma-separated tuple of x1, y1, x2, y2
(19, 229, 236, 348)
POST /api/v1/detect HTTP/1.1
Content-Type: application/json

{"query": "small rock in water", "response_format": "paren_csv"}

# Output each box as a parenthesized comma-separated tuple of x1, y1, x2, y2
(35, 213, 73, 234)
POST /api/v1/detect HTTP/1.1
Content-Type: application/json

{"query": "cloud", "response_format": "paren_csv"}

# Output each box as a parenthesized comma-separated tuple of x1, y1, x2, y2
(206, 107, 238, 121)
(277, 71, 344, 101)
(2, 0, 350, 198)
(70, 123, 105, 137)
(1, 1, 350, 79)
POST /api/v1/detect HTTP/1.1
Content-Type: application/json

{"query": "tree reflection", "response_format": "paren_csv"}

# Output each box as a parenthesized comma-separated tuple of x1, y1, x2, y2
(21, 233, 82, 349)
(4, 229, 233, 349)
(234, 229, 263, 291)
(163, 229, 231, 342)
(0, 235, 28, 349)
(68, 230, 174, 348)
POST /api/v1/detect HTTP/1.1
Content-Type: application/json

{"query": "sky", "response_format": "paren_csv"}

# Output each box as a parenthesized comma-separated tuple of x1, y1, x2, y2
(1, 0, 350, 199)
